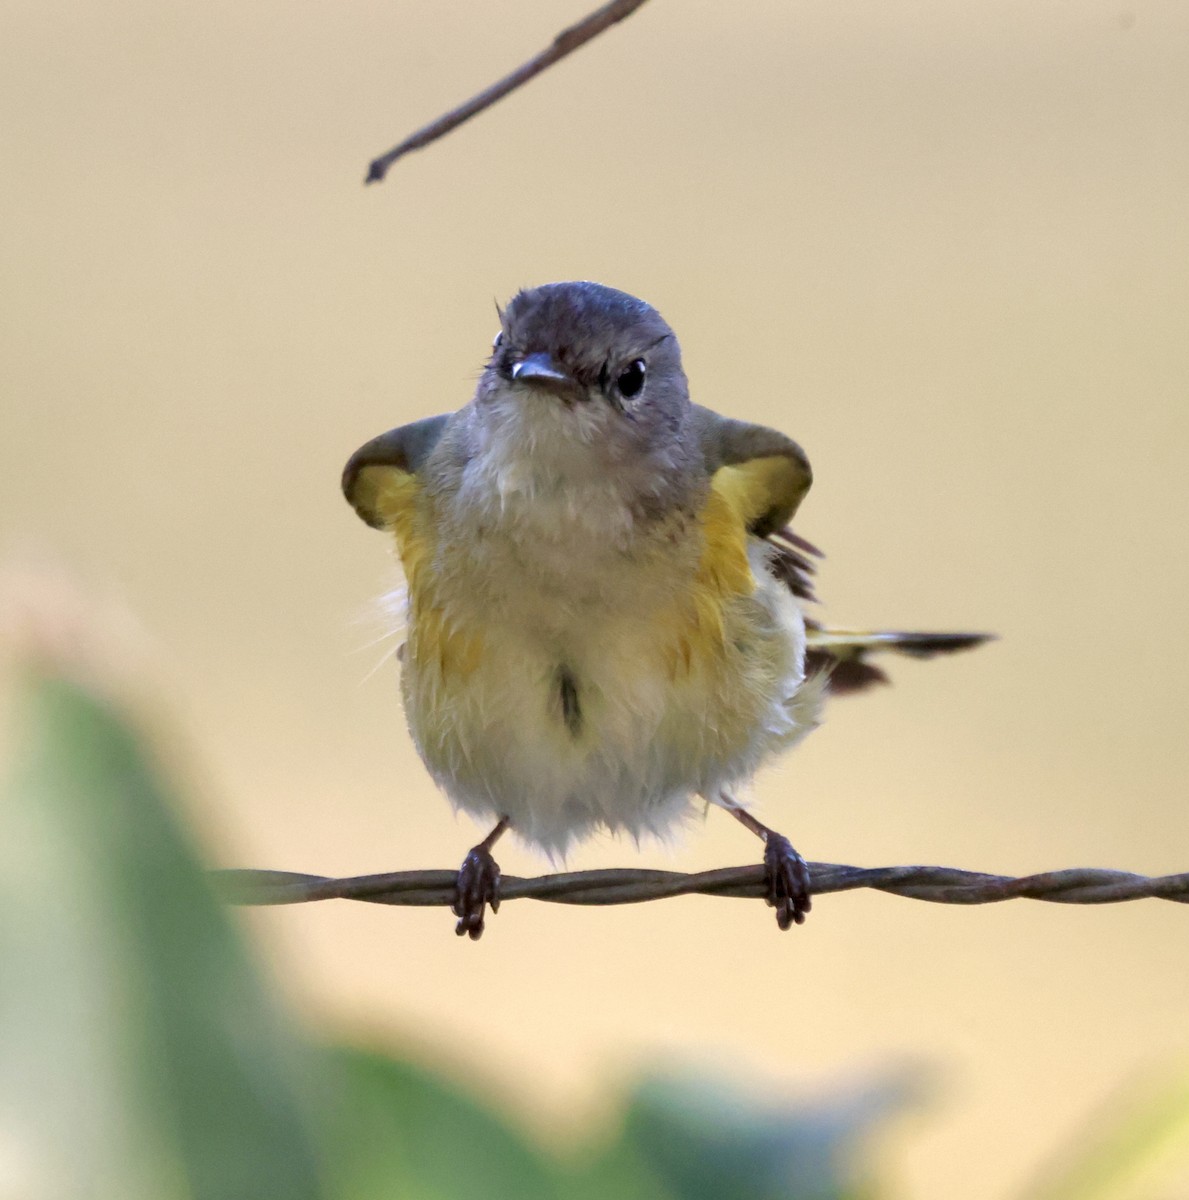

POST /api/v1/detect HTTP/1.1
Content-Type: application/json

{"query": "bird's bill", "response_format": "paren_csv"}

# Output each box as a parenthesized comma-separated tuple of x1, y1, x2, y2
(510, 352, 573, 389)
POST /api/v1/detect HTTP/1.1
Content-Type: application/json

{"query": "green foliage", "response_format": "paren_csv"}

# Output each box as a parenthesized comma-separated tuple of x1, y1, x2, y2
(612, 1074, 909, 1200)
(0, 673, 328, 1200)
(1019, 1071, 1189, 1200)
(325, 1048, 567, 1200)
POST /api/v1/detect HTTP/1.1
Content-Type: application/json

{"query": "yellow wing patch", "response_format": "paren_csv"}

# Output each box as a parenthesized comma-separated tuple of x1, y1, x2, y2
(713, 454, 809, 534)
(352, 465, 421, 550)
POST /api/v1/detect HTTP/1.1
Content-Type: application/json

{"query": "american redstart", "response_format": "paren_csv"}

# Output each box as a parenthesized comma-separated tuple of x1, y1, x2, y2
(344, 281, 988, 938)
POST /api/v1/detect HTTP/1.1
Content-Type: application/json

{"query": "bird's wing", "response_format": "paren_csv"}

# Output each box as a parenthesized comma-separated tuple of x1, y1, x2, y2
(690, 406, 820, 599)
(342, 414, 450, 529)
(689, 408, 992, 691)
(690, 405, 813, 537)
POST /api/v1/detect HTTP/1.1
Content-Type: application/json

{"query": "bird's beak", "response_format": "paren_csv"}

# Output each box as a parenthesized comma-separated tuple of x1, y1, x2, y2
(510, 353, 573, 390)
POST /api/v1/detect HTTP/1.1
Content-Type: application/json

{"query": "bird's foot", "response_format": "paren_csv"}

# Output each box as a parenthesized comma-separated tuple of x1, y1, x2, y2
(453, 839, 503, 940)
(764, 833, 812, 930)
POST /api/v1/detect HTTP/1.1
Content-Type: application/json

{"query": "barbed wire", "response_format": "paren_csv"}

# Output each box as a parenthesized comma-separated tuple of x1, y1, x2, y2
(215, 862, 1189, 911)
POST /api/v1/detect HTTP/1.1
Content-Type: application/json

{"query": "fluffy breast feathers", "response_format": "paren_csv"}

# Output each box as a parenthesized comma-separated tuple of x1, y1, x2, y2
(357, 453, 797, 682)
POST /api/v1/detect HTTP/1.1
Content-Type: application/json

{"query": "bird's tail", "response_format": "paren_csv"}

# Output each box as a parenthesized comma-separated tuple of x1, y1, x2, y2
(765, 527, 993, 694)
(804, 626, 994, 695)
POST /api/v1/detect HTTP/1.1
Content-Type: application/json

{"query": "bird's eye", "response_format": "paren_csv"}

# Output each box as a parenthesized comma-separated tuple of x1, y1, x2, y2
(616, 359, 646, 399)
(492, 331, 504, 352)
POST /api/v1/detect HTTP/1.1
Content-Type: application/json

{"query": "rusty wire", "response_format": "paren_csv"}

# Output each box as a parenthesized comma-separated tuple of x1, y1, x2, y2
(215, 862, 1189, 912)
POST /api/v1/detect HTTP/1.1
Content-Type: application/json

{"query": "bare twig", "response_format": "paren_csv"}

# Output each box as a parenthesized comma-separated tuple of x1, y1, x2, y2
(215, 863, 1189, 910)
(365, 0, 651, 184)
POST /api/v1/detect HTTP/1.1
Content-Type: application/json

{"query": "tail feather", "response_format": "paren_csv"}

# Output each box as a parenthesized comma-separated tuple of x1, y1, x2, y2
(767, 524, 993, 696)
(805, 627, 995, 696)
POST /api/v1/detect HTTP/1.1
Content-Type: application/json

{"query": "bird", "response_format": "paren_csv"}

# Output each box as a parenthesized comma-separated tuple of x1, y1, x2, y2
(342, 281, 989, 939)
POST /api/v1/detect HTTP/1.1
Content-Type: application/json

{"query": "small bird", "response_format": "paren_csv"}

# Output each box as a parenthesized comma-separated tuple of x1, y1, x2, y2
(343, 282, 989, 938)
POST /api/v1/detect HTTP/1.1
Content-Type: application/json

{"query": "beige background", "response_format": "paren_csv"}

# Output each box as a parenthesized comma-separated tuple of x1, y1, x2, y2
(3, 0, 1188, 1194)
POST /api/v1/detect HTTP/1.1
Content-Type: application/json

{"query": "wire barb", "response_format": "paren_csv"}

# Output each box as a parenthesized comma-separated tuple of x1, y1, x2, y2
(214, 862, 1189, 911)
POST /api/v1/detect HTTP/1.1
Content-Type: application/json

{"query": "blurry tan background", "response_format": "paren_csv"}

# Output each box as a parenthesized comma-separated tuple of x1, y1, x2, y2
(3, 0, 1188, 1194)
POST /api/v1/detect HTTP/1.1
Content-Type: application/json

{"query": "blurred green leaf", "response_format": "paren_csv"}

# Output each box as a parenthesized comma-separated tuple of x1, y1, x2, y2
(325, 1046, 566, 1200)
(558, 1134, 676, 1200)
(0, 672, 329, 1200)
(611, 1071, 917, 1200)
(1019, 1068, 1189, 1200)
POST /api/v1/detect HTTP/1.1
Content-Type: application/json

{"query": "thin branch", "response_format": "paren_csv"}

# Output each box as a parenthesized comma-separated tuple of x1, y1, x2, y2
(215, 862, 1189, 910)
(365, 0, 652, 184)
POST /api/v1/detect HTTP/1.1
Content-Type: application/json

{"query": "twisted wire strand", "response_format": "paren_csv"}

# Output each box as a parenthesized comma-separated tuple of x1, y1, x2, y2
(214, 863, 1189, 910)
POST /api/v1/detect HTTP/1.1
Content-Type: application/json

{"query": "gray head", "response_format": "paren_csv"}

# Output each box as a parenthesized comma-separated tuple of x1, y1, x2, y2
(474, 282, 694, 472)
(343, 281, 811, 537)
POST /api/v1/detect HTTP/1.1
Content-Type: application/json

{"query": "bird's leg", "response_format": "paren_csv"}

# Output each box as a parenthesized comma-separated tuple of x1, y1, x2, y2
(453, 816, 509, 940)
(720, 797, 811, 930)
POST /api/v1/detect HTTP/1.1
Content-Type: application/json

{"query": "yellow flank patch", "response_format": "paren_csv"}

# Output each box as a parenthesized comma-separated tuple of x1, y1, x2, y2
(699, 470, 757, 593)
(664, 469, 758, 677)
(368, 466, 483, 680)
(410, 603, 484, 680)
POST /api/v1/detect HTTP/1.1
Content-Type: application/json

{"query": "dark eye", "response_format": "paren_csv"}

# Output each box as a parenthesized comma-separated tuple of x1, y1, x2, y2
(616, 359, 646, 399)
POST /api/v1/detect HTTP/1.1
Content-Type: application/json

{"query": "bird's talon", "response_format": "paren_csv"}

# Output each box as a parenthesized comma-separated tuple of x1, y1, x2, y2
(453, 844, 501, 940)
(764, 833, 811, 930)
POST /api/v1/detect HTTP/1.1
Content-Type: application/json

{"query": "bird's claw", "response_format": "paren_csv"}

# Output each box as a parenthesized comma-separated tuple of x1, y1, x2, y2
(764, 833, 811, 930)
(453, 844, 502, 940)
